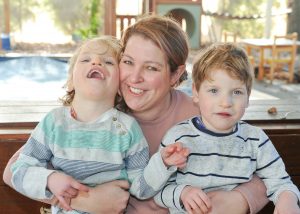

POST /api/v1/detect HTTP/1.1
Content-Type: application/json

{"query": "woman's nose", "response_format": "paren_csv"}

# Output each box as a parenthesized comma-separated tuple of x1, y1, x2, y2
(129, 68, 144, 83)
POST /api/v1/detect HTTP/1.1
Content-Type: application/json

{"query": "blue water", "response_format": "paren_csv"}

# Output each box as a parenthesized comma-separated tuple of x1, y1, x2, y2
(0, 56, 68, 82)
(0, 56, 68, 100)
(0, 56, 274, 101)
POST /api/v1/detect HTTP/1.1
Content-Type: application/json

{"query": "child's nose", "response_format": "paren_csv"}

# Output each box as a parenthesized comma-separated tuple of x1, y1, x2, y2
(221, 96, 233, 107)
(92, 58, 102, 66)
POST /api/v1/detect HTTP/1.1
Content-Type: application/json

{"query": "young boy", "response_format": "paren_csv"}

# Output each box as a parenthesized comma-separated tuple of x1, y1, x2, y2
(10, 36, 189, 214)
(154, 43, 300, 213)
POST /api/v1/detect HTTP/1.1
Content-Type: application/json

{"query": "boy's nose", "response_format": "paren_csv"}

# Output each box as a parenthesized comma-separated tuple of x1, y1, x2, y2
(220, 96, 233, 107)
(92, 58, 102, 66)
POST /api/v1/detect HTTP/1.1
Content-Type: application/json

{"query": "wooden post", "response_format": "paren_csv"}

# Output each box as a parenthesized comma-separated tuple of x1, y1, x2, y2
(104, 0, 116, 36)
(3, 0, 10, 34)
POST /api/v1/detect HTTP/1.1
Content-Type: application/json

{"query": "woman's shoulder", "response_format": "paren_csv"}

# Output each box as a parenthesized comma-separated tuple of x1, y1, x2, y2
(172, 89, 199, 114)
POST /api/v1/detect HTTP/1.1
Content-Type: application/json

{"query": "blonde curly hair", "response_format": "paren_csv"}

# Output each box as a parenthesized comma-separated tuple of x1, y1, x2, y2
(60, 36, 121, 106)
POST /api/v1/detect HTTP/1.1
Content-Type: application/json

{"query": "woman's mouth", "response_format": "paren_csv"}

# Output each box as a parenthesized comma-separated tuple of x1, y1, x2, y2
(129, 86, 143, 95)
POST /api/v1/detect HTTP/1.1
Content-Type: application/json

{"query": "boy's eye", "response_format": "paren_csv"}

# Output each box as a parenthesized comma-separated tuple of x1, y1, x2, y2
(105, 60, 114, 65)
(233, 90, 243, 95)
(81, 58, 90, 62)
(209, 88, 218, 93)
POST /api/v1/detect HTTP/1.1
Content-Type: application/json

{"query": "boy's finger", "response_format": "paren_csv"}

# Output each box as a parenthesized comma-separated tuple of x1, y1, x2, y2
(174, 142, 183, 151)
(161, 147, 174, 158)
(197, 191, 212, 210)
(114, 179, 130, 190)
(66, 188, 79, 197)
(71, 181, 89, 192)
(57, 195, 72, 211)
(177, 163, 187, 169)
(182, 148, 190, 156)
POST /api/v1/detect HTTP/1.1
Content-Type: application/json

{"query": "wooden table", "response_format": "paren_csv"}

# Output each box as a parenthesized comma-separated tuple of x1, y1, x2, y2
(0, 99, 300, 214)
(242, 38, 300, 80)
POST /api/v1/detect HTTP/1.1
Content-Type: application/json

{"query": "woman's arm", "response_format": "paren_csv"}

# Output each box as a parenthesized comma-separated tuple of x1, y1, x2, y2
(206, 175, 268, 214)
(234, 175, 268, 214)
(71, 180, 130, 214)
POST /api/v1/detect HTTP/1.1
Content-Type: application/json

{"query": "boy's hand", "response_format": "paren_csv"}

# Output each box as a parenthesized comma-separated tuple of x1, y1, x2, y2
(181, 186, 212, 214)
(274, 191, 300, 214)
(47, 172, 89, 211)
(161, 142, 189, 169)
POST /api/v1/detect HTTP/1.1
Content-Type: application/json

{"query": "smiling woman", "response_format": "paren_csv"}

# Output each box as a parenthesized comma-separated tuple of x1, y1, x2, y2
(0, 56, 68, 101)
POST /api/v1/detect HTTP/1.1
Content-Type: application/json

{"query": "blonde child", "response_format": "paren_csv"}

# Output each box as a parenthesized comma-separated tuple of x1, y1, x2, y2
(155, 43, 300, 214)
(10, 36, 189, 214)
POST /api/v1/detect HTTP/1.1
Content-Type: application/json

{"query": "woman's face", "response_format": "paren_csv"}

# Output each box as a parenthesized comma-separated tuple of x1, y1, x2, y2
(119, 35, 176, 114)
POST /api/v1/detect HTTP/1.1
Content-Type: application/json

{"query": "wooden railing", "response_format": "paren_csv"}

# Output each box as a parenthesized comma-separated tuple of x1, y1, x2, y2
(116, 15, 137, 38)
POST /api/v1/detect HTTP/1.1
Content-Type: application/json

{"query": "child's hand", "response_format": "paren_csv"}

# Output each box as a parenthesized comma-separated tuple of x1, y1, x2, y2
(274, 191, 300, 214)
(47, 172, 89, 211)
(161, 142, 189, 169)
(181, 186, 211, 214)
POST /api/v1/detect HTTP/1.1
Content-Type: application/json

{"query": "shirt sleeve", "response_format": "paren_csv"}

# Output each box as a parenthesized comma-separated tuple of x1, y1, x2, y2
(125, 119, 176, 199)
(154, 174, 188, 212)
(254, 130, 300, 204)
(10, 113, 55, 199)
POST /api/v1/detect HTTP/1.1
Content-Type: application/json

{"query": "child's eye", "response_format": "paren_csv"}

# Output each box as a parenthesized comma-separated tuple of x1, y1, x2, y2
(80, 58, 90, 63)
(209, 88, 218, 94)
(105, 60, 115, 65)
(233, 90, 243, 95)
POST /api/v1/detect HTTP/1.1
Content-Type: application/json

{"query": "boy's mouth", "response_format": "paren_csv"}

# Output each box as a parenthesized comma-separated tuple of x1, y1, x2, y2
(87, 69, 105, 79)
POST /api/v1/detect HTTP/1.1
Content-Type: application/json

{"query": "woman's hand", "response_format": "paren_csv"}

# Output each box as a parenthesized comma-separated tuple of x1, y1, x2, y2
(71, 180, 130, 214)
(206, 190, 249, 214)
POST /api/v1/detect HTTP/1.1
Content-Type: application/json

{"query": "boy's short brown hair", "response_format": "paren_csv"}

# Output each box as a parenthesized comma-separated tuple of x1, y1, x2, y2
(192, 43, 253, 96)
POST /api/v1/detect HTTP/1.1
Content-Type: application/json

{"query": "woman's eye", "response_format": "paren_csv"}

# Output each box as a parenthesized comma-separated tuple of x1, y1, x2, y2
(146, 66, 158, 71)
(122, 59, 132, 65)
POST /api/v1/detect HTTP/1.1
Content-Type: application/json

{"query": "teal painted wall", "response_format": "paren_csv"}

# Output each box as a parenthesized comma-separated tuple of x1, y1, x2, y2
(157, 4, 201, 49)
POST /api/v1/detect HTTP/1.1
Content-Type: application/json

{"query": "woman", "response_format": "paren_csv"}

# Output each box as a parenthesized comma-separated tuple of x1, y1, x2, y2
(3, 15, 268, 214)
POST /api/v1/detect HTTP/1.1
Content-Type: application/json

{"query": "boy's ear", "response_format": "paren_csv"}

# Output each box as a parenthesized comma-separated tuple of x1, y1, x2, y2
(171, 65, 186, 86)
(192, 83, 200, 103)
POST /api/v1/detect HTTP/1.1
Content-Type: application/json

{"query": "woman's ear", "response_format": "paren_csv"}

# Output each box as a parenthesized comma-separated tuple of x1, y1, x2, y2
(171, 64, 186, 86)
(192, 83, 200, 103)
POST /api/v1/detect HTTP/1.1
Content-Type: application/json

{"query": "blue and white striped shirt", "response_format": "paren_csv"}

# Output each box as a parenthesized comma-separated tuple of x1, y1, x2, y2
(11, 107, 174, 214)
(155, 116, 300, 213)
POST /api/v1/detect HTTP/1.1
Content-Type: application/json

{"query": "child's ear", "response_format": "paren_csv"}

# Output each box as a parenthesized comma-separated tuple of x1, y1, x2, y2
(170, 65, 186, 86)
(192, 83, 200, 103)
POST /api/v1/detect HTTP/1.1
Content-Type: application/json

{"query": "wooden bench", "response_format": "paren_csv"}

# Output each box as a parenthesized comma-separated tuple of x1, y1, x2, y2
(0, 100, 299, 213)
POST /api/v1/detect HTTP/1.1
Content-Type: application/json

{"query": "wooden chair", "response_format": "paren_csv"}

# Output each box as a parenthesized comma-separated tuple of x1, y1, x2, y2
(223, 31, 256, 68)
(265, 32, 298, 83)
